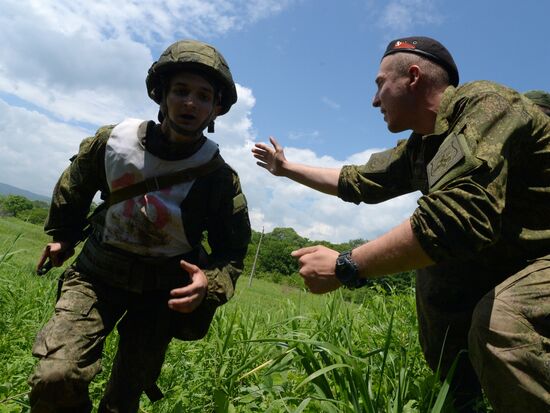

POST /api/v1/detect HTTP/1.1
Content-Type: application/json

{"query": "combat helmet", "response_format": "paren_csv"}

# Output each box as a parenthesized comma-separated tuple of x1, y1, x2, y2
(146, 40, 237, 116)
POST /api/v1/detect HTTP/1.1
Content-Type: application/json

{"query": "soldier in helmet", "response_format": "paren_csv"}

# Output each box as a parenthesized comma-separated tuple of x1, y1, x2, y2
(253, 36, 550, 412)
(524, 89, 550, 116)
(28, 40, 251, 412)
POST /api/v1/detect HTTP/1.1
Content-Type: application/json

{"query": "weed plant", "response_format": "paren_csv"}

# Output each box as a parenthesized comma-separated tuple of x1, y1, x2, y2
(0, 218, 488, 412)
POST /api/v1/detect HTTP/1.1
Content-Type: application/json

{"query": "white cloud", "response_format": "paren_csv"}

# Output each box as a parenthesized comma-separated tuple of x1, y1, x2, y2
(239, 148, 419, 242)
(211, 85, 256, 147)
(216, 96, 419, 243)
(0, 0, 299, 125)
(0, 0, 419, 244)
(366, 0, 443, 36)
(205, 85, 418, 243)
(0, 99, 91, 196)
(18, 0, 299, 44)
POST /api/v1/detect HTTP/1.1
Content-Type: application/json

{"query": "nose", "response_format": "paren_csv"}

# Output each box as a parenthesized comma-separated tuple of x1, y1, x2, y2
(372, 91, 380, 108)
(182, 95, 195, 106)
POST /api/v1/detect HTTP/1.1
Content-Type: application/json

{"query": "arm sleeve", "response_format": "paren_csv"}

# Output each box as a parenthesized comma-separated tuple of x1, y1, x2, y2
(338, 138, 416, 204)
(203, 166, 252, 306)
(44, 126, 112, 244)
(410, 92, 526, 262)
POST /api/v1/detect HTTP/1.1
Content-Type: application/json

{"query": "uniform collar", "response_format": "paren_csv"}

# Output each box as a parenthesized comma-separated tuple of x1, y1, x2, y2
(145, 121, 207, 161)
(432, 85, 457, 136)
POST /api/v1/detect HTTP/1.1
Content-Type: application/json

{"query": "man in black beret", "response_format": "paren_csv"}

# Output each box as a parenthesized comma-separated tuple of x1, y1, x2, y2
(253, 36, 550, 412)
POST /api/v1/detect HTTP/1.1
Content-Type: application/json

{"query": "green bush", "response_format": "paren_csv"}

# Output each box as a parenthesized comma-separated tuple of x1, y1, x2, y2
(0, 195, 33, 217)
(17, 209, 48, 226)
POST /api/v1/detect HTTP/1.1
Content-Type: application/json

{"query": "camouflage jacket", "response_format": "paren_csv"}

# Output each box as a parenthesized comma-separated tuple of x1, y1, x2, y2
(45, 122, 251, 307)
(338, 81, 550, 283)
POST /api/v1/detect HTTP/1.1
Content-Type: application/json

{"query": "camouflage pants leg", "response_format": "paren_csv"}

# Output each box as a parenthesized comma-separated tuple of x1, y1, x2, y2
(416, 267, 484, 412)
(98, 293, 173, 413)
(28, 268, 124, 413)
(468, 259, 550, 413)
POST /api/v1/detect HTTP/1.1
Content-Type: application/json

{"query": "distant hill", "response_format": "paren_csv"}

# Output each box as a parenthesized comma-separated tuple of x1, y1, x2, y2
(0, 182, 50, 202)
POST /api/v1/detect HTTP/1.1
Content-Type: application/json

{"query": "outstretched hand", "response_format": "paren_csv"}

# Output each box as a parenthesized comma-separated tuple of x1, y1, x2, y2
(252, 136, 287, 176)
(168, 260, 208, 313)
(291, 245, 342, 294)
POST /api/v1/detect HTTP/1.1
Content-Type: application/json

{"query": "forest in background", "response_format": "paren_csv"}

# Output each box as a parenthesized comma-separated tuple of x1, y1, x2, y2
(0, 193, 415, 298)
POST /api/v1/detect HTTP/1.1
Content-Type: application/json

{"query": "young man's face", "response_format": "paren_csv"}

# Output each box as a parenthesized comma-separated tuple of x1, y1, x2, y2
(372, 55, 415, 133)
(165, 71, 220, 135)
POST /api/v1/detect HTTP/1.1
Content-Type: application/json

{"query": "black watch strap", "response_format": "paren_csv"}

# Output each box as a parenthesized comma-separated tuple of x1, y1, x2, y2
(335, 250, 367, 289)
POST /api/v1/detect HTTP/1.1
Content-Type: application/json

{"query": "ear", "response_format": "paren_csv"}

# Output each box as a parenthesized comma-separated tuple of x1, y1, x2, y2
(213, 102, 223, 117)
(408, 65, 421, 88)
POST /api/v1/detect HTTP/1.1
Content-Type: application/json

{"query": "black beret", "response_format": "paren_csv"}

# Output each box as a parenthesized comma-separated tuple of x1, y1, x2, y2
(383, 36, 459, 87)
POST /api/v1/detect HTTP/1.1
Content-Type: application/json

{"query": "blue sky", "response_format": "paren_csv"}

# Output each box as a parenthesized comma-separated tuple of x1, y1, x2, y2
(0, 0, 549, 242)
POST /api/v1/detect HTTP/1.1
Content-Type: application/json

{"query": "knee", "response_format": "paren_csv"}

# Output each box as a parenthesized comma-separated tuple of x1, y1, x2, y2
(467, 292, 523, 381)
(29, 359, 94, 407)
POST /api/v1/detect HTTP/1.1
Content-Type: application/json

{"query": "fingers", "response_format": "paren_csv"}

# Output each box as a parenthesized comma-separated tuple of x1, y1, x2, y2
(168, 294, 202, 313)
(291, 246, 319, 257)
(36, 245, 51, 271)
(269, 136, 282, 151)
(252, 137, 281, 155)
(50, 247, 75, 267)
(179, 259, 199, 274)
(37, 243, 74, 270)
(253, 142, 272, 152)
(291, 246, 341, 295)
(169, 260, 208, 313)
(252, 145, 274, 163)
(302, 276, 341, 294)
(172, 260, 202, 296)
(251, 145, 272, 163)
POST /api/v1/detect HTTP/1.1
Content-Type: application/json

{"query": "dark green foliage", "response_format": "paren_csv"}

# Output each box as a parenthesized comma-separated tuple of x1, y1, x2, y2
(244, 228, 414, 294)
(0, 195, 33, 217)
(0, 195, 49, 226)
(16, 209, 49, 226)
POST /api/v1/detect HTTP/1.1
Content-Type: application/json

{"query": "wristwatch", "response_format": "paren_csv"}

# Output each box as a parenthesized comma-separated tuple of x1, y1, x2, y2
(335, 250, 368, 289)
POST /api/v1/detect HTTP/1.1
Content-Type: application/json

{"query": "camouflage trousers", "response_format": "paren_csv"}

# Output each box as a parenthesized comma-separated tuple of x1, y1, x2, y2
(417, 258, 550, 413)
(28, 267, 175, 413)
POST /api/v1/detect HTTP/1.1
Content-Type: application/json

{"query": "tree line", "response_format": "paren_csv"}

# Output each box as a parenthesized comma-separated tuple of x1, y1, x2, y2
(0, 194, 49, 224)
(0, 194, 414, 294)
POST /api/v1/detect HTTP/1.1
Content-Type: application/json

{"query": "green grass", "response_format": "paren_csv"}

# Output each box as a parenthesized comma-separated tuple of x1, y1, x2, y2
(0, 217, 466, 412)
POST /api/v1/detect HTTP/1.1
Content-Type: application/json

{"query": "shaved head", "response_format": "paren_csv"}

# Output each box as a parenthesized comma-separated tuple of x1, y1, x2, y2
(391, 53, 451, 89)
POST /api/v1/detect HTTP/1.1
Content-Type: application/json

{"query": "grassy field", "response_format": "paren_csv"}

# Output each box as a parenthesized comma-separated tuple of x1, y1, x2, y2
(0, 217, 462, 412)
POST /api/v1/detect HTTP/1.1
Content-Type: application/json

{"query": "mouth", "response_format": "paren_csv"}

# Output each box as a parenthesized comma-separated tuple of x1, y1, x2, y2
(177, 114, 197, 123)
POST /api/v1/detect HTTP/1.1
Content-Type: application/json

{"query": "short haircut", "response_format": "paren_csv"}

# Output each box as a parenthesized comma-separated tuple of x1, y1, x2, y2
(392, 53, 451, 88)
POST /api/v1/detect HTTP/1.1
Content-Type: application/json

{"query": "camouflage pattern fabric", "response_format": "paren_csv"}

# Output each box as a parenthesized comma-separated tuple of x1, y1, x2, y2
(469, 257, 550, 412)
(338, 80, 550, 411)
(44, 123, 251, 309)
(146, 40, 237, 115)
(29, 122, 251, 411)
(29, 267, 173, 412)
(524, 89, 550, 109)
